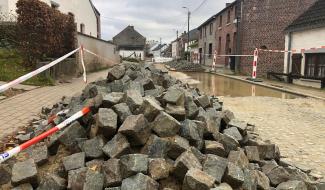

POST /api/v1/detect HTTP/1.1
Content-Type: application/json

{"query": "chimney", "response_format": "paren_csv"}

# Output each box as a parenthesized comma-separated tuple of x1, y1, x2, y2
(226, 3, 231, 6)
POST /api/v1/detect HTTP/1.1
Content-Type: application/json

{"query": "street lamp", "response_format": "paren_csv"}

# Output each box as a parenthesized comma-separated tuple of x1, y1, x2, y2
(183, 6, 190, 61)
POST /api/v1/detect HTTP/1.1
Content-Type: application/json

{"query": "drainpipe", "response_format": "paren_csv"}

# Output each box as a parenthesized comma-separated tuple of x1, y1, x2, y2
(286, 32, 292, 81)
(235, 0, 243, 73)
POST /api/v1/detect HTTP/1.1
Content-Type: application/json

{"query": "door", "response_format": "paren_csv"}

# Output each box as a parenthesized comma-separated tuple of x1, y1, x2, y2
(199, 48, 203, 64)
(291, 54, 302, 75)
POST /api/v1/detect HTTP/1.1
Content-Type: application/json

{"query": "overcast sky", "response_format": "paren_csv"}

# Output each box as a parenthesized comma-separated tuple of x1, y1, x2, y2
(92, 0, 230, 43)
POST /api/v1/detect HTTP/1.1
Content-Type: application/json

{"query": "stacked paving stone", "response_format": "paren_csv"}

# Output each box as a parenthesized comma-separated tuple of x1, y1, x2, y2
(0, 62, 323, 190)
(165, 60, 205, 72)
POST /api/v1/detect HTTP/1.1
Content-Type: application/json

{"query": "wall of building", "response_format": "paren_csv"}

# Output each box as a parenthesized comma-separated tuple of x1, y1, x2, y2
(215, 3, 238, 67)
(239, 0, 317, 76)
(172, 41, 178, 59)
(198, 19, 217, 66)
(0, 0, 98, 38)
(284, 27, 325, 75)
(119, 50, 145, 60)
(77, 33, 120, 72)
(0, 0, 9, 15)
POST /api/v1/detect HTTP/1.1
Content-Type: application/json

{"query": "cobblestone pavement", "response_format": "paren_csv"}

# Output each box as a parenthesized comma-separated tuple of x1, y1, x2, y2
(222, 96, 325, 178)
(0, 70, 108, 140)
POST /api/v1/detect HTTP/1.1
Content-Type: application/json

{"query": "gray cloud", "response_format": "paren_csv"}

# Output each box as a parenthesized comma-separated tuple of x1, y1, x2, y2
(92, 0, 230, 43)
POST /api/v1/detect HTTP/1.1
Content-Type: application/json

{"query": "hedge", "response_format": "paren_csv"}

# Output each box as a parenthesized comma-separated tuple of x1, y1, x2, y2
(16, 0, 76, 68)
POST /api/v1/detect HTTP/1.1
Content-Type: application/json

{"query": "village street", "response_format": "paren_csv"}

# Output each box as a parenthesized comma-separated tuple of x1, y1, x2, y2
(1, 0, 325, 189)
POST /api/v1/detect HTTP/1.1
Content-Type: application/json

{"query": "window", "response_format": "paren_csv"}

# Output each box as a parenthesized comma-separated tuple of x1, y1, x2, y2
(208, 43, 213, 58)
(227, 10, 231, 23)
(225, 34, 231, 54)
(200, 29, 203, 39)
(204, 26, 207, 37)
(218, 37, 222, 55)
(80, 23, 85, 34)
(219, 15, 222, 27)
(209, 23, 213, 35)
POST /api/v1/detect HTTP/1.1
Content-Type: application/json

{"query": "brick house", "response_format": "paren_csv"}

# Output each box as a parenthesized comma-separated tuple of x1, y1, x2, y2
(197, 0, 317, 76)
(214, 2, 241, 67)
(239, 0, 317, 76)
(198, 2, 241, 67)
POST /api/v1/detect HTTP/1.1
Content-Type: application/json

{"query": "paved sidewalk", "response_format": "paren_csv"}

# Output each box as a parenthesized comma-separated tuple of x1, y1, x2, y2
(0, 70, 108, 140)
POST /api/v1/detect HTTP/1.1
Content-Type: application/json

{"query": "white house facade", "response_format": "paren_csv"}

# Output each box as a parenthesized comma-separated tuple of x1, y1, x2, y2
(0, 0, 100, 38)
(284, 0, 325, 88)
(284, 28, 325, 77)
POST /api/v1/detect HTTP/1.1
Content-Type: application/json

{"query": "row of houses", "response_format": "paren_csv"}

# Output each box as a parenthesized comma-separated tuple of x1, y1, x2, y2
(173, 0, 325, 81)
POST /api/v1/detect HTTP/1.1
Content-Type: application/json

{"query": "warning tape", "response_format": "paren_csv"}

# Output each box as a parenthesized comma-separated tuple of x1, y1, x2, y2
(0, 47, 86, 93)
(80, 46, 87, 83)
(83, 48, 116, 65)
(199, 53, 254, 57)
(0, 107, 90, 164)
(46, 109, 70, 125)
(258, 46, 325, 53)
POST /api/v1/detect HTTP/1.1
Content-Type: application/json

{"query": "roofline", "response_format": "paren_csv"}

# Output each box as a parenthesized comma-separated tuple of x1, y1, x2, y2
(284, 23, 325, 34)
(113, 25, 146, 40)
(198, 0, 238, 29)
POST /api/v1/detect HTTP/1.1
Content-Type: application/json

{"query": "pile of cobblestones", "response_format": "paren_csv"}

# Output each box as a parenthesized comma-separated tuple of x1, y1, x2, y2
(165, 60, 205, 72)
(0, 62, 323, 190)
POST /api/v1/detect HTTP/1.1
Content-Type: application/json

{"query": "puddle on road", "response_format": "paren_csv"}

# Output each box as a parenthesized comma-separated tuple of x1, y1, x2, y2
(168, 70, 298, 99)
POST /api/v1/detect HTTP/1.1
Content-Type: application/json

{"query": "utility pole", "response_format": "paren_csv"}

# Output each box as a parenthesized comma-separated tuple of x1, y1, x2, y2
(183, 7, 191, 62)
(176, 30, 179, 39)
(160, 37, 162, 57)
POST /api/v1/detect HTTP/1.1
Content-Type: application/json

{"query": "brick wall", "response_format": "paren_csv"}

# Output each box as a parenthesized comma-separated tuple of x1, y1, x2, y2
(239, 0, 317, 76)
(215, 3, 239, 66)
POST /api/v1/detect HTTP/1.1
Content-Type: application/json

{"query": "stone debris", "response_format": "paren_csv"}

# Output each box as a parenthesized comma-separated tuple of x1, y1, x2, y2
(62, 152, 85, 171)
(183, 168, 215, 190)
(30, 143, 48, 166)
(11, 159, 38, 187)
(0, 62, 321, 189)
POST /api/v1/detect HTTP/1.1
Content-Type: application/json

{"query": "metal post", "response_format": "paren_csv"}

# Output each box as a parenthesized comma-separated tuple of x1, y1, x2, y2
(187, 11, 190, 62)
(160, 37, 162, 57)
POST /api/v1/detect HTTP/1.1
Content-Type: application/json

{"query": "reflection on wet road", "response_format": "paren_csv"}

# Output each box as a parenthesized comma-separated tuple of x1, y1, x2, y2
(169, 71, 298, 99)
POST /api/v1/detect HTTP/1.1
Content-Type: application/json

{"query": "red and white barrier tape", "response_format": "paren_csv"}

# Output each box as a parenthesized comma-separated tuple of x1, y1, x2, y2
(251, 48, 259, 79)
(199, 53, 254, 57)
(258, 46, 325, 53)
(45, 109, 70, 125)
(83, 48, 116, 65)
(0, 107, 90, 164)
(0, 47, 85, 93)
(80, 46, 87, 83)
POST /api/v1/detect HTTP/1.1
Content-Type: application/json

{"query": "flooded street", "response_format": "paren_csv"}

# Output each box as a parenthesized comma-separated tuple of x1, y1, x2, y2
(184, 72, 298, 99)
(157, 64, 325, 177)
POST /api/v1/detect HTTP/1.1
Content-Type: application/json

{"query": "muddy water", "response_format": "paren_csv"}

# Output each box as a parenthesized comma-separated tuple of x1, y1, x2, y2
(165, 69, 299, 99)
